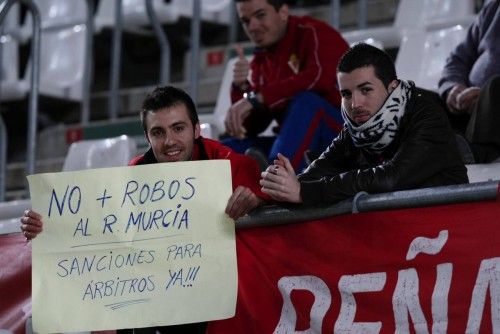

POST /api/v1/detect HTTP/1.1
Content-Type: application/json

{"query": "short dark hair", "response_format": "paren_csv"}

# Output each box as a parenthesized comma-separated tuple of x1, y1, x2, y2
(141, 86, 199, 133)
(337, 43, 397, 87)
(234, 0, 286, 11)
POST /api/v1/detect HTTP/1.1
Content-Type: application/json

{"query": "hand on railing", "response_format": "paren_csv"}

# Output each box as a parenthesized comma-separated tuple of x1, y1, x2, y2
(260, 153, 302, 203)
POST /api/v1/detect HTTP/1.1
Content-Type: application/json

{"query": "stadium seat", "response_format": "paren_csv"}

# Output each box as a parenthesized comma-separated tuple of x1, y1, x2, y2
(0, 34, 28, 100)
(0, 199, 30, 234)
(200, 122, 216, 139)
(212, 56, 245, 136)
(3, 24, 88, 102)
(466, 163, 500, 183)
(342, 0, 475, 48)
(38, 25, 87, 101)
(395, 24, 468, 91)
(94, 0, 232, 33)
(35, 0, 87, 28)
(0, 4, 29, 101)
(1, 0, 89, 101)
(62, 135, 137, 171)
(176, 0, 232, 25)
(0, 2, 24, 40)
(423, 0, 476, 30)
(94, 0, 181, 33)
(20, 0, 87, 41)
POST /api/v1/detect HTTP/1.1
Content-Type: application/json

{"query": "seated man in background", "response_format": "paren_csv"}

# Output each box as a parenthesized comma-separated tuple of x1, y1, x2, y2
(21, 86, 267, 333)
(438, 0, 500, 163)
(223, 0, 349, 172)
(260, 43, 468, 205)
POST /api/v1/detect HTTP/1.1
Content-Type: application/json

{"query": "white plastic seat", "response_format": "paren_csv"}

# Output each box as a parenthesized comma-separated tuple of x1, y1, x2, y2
(342, 0, 475, 48)
(423, 0, 475, 30)
(0, 3, 24, 40)
(1, 26, 86, 101)
(0, 34, 29, 101)
(62, 135, 137, 171)
(200, 122, 216, 139)
(0, 199, 31, 235)
(21, 0, 87, 37)
(212, 56, 246, 135)
(395, 25, 468, 91)
(94, 0, 181, 33)
(0, 0, 89, 101)
(176, 0, 232, 25)
(94, 0, 232, 32)
(38, 25, 87, 101)
(342, 0, 423, 48)
(36, 0, 87, 28)
(466, 163, 500, 183)
(0, 4, 29, 101)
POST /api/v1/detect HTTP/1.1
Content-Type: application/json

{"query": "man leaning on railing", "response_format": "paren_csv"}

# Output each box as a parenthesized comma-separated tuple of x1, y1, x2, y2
(260, 43, 469, 205)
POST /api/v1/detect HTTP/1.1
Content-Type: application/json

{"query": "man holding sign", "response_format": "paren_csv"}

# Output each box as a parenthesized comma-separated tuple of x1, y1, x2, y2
(23, 85, 266, 234)
(21, 86, 267, 333)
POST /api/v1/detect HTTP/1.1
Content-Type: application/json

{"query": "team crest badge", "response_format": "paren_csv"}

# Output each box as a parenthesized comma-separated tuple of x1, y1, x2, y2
(288, 53, 300, 74)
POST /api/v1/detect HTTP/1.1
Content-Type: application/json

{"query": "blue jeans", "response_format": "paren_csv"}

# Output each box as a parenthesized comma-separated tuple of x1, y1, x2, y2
(222, 92, 343, 172)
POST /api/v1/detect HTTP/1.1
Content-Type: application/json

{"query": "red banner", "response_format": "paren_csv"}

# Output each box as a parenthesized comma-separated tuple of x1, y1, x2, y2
(208, 199, 500, 333)
(0, 233, 32, 334)
(3, 200, 500, 333)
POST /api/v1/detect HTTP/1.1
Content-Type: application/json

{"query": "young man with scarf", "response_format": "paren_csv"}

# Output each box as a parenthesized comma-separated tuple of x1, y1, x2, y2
(260, 43, 468, 205)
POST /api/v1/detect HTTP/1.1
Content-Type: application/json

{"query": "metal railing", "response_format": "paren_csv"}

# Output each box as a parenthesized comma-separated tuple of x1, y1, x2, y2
(330, 0, 341, 29)
(81, 0, 95, 124)
(188, 0, 201, 104)
(0, 0, 40, 179)
(236, 181, 500, 228)
(145, 0, 170, 86)
(0, 114, 6, 201)
(107, 0, 177, 116)
(108, 0, 123, 121)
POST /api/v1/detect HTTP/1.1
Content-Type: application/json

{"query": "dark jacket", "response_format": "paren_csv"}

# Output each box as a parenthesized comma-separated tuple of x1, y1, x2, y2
(298, 87, 469, 205)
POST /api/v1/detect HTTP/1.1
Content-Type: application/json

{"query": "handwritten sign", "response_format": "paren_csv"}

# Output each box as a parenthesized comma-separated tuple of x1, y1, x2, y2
(27, 160, 236, 333)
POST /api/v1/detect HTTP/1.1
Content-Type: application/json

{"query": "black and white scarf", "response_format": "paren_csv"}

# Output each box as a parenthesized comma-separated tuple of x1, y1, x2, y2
(341, 80, 413, 154)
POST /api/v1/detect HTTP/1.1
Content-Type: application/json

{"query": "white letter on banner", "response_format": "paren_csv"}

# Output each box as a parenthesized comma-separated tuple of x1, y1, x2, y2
(273, 276, 331, 334)
(392, 230, 451, 334)
(393, 268, 429, 334)
(466, 257, 500, 334)
(334, 272, 386, 334)
(391, 264, 452, 334)
(431, 263, 452, 334)
(406, 230, 448, 261)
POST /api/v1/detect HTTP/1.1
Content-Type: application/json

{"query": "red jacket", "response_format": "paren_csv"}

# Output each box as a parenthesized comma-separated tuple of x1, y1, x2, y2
(231, 15, 349, 120)
(129, 137, 267, 199)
